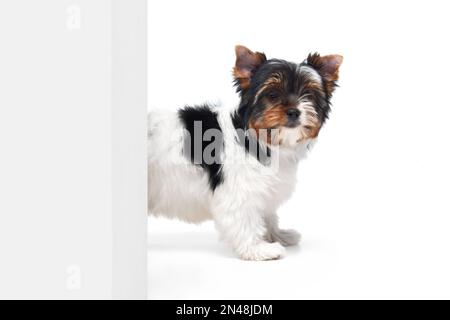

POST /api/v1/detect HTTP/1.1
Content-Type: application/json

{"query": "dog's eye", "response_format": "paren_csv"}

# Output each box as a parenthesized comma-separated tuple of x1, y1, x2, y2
(267, 90, 281, 101)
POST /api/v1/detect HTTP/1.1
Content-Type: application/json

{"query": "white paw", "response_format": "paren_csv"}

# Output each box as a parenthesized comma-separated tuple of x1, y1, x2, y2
(238, 242, 286, 261)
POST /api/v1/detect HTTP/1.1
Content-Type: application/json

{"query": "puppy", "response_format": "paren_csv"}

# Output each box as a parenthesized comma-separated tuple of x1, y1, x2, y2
(148, 45, 342, 260)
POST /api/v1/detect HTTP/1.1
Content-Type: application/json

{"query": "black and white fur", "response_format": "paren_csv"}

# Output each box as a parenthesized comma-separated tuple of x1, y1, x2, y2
(148, 46, 342, 260)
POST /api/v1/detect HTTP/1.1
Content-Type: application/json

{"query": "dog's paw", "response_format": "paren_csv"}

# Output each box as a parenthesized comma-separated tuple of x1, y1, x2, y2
(277, 229, 301, 247)
(266, 229, 301, 247)
(238, 242, 286, 261)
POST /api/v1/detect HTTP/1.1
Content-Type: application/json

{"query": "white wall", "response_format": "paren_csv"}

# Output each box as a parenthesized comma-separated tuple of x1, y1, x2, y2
(111, 0, 147, 300)
(0, 0, 147, 299)
(148, 0, 450, 299)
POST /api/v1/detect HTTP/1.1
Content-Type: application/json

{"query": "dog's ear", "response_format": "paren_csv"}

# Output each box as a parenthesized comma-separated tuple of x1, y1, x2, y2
(233, 45, 267, 91)
(307, 53, 343, 94)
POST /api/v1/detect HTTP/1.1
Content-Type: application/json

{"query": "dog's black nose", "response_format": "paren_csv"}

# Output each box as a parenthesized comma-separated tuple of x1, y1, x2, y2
(286, 108, 301, 120)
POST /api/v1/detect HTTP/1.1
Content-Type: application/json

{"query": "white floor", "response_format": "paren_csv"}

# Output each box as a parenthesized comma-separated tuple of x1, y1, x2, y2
(147, 217, 340, 300)
(148, 193, 450, 300)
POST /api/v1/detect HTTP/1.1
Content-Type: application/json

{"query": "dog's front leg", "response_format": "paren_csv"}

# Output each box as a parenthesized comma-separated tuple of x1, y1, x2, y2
(213, 207, 286, 261)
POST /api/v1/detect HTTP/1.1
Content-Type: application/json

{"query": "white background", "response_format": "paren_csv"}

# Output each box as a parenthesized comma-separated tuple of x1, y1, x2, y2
(148, 0, 450, 299)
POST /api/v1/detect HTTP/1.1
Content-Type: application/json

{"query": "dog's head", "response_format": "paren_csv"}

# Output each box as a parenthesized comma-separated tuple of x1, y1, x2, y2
(233, 45, 342, 147)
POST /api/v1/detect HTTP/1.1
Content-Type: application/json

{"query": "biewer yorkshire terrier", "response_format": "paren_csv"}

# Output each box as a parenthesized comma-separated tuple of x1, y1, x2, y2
(148, 45, 342, 260)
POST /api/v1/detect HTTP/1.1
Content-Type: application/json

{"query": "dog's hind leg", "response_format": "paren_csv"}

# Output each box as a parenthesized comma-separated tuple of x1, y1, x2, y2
(264, 214, 301, 247)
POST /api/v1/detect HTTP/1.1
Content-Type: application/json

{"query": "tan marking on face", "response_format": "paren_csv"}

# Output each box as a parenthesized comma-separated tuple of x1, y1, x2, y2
(248, 104, 288, 144)
(250, 105, 287, 129)
(248, 100, 323, 145)
(304, 80, 323, 92)
(254, 73, 283, 101)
